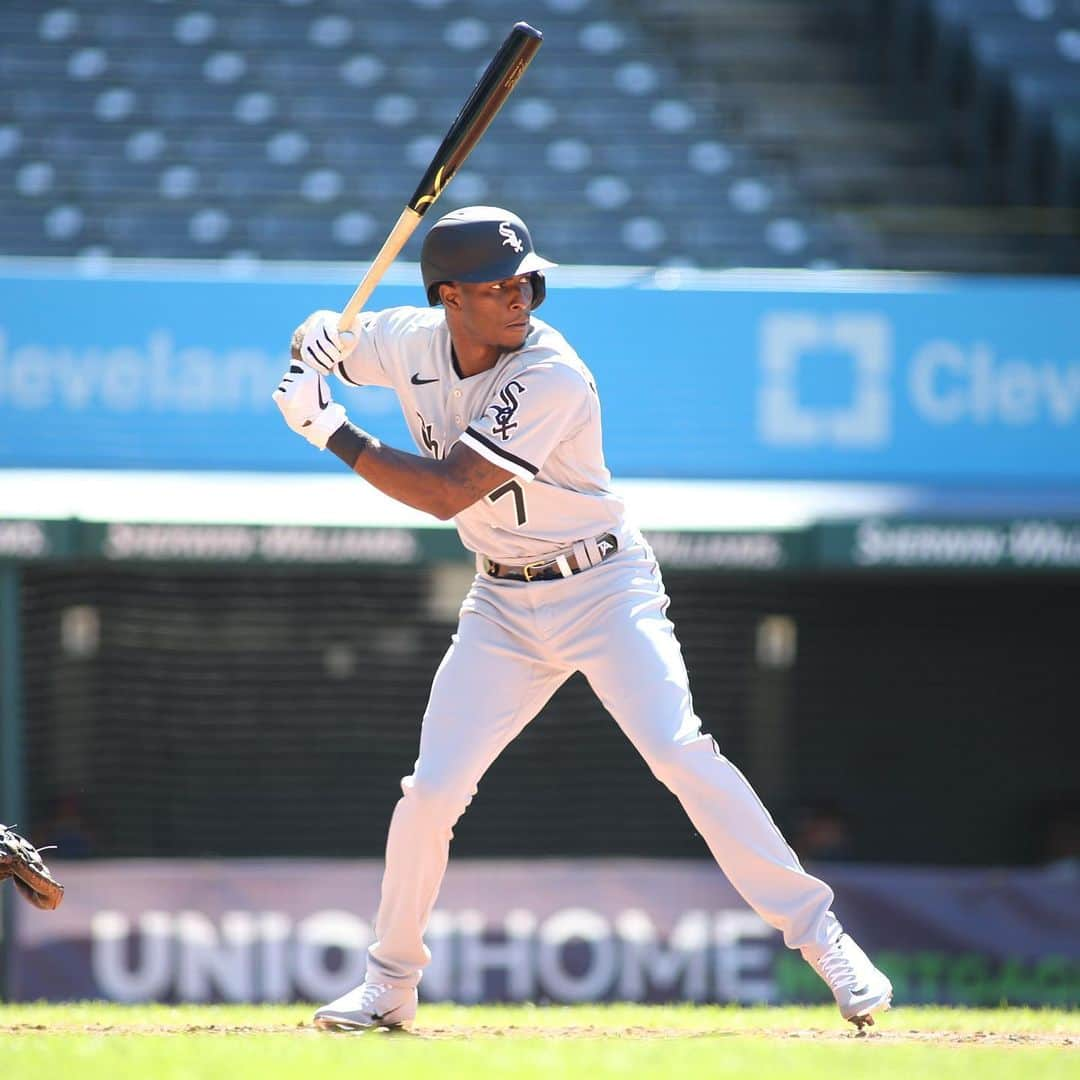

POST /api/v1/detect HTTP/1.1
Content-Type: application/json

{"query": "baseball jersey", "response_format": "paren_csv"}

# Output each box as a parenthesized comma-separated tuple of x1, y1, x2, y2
(335, 306, 627, 561)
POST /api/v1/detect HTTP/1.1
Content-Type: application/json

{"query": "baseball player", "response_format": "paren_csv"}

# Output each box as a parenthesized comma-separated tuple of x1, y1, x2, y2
(274, 206, 892, 1031)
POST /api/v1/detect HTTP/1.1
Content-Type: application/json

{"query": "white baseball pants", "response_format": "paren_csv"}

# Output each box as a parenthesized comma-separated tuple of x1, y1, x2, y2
(366, 536, 841, 987)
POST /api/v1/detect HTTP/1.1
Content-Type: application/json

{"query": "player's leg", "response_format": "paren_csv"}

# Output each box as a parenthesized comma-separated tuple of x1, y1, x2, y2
(369, 609, 566, 985)
(567, 549, 891, 1025)
(314, 600, 566, 1029)
(576, 566, 837, 950)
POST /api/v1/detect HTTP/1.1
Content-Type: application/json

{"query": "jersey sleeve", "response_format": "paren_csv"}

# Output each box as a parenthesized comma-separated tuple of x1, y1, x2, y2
(335, 307, 419, 389)
(458, 359, 592, 482)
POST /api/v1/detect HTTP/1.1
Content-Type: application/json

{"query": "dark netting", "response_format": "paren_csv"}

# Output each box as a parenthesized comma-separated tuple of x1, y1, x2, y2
(19, 567, 1080, 864)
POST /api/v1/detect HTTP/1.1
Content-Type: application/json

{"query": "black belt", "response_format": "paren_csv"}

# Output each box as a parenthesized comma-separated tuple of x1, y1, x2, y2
(483, 533, 619, 582)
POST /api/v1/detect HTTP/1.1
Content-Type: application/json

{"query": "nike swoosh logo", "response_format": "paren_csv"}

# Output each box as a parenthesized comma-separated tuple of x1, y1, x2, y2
(317, 380, 328, 409)
(411, 373, 439, 385)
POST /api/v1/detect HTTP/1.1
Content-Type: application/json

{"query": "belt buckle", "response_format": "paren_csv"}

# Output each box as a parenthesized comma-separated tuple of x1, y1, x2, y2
(522, 559, 548, 582)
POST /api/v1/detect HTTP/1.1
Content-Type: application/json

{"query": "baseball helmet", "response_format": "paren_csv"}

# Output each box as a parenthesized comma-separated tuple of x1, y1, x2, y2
(421, 206, 557, 309)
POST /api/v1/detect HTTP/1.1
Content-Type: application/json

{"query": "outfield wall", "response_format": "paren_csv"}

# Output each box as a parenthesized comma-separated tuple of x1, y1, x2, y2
(5, 514, 1080, 572)
(11, 859, 1078, 1007)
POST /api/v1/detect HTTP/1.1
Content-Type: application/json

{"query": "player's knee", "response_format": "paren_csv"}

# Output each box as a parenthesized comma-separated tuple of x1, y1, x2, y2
(645, 744, 685, 789)
(401, 772, 473, 826)
(645, 734, 719, 791)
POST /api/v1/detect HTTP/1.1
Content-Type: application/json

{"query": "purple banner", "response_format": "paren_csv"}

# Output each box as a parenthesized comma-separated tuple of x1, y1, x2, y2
(11, 859, 1079, 1006)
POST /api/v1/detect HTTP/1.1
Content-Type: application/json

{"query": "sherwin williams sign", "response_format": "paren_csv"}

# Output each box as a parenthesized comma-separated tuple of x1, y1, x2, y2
(7, 515, 1080, 572)
(1, 263, 1077, 480)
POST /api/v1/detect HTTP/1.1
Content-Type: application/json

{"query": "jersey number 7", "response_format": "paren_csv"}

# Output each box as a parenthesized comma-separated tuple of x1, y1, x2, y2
(487, 479, 527, 526)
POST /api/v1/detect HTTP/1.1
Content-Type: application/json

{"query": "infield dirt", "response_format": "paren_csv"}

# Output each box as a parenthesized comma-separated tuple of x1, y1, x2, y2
(1, 1016, 1075, 1047)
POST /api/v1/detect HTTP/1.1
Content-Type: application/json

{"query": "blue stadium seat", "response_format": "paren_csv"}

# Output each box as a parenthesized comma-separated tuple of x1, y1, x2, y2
(0, 0, 893, 266)
(890, 0, 1080, 206)
(933, 16, 1053, 114)
(961, 30, 1077, 188)
(1047, 103, 1080, 205)
(1003, 70, 1080, 202)
(889, 0, 1071, 82)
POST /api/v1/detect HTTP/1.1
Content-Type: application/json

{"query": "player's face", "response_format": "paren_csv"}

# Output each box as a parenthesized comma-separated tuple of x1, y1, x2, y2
(450, 275, 534, 350)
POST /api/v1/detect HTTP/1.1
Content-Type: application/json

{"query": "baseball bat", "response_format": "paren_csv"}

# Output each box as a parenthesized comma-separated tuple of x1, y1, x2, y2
(337, 21, 543, 333)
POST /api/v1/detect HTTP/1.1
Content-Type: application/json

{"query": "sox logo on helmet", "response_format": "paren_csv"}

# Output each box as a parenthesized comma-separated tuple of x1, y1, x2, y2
(499, 221, 525, 253)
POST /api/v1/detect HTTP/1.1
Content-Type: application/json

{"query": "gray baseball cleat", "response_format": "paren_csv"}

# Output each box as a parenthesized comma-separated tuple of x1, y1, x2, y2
(804, 932, 893, 1029)
(313, 981, 418, 1031)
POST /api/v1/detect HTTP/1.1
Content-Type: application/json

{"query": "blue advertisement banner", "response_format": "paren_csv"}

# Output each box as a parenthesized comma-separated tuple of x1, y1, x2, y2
(1, 263, 1078, 481)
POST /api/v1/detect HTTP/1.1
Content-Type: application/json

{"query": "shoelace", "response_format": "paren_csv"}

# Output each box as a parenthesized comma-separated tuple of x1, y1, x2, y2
(817, 940, 859, 991)
(359, 983, 394, 1011)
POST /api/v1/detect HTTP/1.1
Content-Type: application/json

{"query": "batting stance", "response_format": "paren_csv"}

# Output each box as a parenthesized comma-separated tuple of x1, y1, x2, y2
(275, 206, 892, 1031)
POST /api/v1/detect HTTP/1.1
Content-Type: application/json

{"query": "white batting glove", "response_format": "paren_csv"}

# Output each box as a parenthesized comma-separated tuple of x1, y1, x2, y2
(290, 309, 354, 376)
(273, 364, 348, 450)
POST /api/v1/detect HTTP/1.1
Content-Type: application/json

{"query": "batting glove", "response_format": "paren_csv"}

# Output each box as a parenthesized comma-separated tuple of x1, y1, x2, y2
(273, 364, 348, 450)
(290, 309, 353, 376)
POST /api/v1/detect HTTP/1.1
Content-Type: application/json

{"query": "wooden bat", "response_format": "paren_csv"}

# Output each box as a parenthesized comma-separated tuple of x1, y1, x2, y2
(337, 21, 543, 333)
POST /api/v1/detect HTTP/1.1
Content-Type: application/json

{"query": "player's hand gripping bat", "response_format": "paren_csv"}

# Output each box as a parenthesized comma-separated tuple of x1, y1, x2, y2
(337, 21, 543, 334)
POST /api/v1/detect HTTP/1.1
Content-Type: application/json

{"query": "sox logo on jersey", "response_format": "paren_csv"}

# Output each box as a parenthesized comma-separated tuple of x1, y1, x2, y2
(488, 380, 526, 440)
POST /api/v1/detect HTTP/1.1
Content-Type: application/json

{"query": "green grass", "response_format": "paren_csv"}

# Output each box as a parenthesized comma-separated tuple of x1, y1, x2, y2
(1, 1003, 1076, 1080)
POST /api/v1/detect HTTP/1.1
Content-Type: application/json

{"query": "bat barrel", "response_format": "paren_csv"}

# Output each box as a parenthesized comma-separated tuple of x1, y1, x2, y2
(407, 22, 544, 215)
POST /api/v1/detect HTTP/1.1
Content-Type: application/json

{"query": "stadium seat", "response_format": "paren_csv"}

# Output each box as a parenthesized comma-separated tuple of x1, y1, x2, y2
(884, 0, 1080, 211)
(1003, 70, 1080, 202)
(934, 17, 1056, 118)
(0, 0, 862, 267)
(961, 32, 1077, 191)
(928, 2, 1032, 98)
(0, 0, 1072, 268)
(1047, 103, 1080, 206)
(889, 0, 1069, 83)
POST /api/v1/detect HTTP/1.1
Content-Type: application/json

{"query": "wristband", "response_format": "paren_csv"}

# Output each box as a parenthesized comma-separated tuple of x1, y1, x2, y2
(326, 420, 374, 469)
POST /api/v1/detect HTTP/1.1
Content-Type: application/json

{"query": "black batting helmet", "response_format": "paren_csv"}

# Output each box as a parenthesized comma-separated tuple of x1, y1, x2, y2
(421, 206, 557, 309)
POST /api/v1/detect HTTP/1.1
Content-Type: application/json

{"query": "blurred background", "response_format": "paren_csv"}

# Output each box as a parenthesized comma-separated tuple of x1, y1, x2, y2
(0, 0, 1078, 1008)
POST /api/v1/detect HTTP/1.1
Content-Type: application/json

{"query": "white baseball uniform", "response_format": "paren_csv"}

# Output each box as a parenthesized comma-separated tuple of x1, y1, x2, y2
(333, 305, 843, 987)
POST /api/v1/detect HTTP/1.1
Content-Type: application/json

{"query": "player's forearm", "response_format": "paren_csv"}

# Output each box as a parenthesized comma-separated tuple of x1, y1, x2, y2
(354, 441, 464, 520)
(327, 423, 492, 521)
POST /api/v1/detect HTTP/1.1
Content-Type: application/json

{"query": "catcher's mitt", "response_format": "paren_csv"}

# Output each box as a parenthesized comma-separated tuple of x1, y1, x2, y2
(0, 824, 64, 910)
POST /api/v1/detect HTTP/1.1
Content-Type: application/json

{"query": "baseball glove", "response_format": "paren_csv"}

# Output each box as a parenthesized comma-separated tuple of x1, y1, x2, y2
(0, 824, 64, 910)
